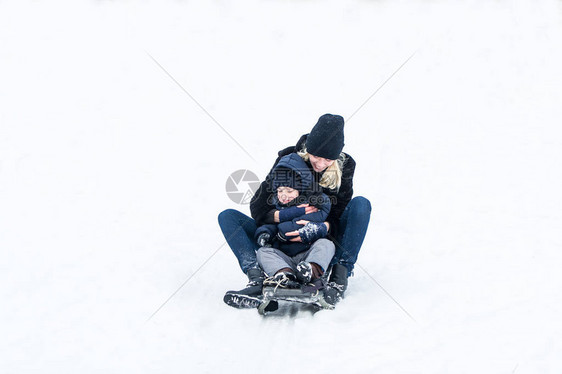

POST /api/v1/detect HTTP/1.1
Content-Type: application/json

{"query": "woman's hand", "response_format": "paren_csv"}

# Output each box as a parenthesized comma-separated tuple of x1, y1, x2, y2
(284, 219, 309, 242)
(298, 204, 319, 215)
(286, 220, 329, 244)
(285, 232, 302, 242)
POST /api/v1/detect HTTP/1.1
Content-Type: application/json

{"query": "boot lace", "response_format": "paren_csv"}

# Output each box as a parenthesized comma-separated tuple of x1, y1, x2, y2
(327, 281, 345, 293)
(263, 273, 293, 292)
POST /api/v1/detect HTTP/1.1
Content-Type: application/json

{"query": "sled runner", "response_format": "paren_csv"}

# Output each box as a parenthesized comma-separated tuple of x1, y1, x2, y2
(257, 285, 334, 315)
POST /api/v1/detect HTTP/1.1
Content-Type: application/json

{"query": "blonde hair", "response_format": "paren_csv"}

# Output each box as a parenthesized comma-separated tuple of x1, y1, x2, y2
(297, 147, 346, 191)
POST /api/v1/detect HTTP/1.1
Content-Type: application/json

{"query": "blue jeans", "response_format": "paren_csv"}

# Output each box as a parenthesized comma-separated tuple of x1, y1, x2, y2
(330, 196, 372, 276)
(218, 196, 372, 276)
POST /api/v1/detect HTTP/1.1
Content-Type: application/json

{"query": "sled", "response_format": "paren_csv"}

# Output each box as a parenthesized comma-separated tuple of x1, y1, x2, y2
(257, 286, 334, 315)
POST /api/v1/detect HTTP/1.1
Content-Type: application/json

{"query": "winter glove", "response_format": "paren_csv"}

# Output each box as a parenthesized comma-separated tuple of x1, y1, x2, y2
(256, 232, 272, 247)
(298, 222, 328, 244)
(278, 206, 306, 222)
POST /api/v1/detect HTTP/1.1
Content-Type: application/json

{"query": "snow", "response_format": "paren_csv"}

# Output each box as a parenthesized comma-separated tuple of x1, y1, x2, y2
(1, 0, 562, 373)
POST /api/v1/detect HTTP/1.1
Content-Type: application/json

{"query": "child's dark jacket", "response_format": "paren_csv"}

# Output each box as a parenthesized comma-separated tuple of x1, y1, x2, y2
(254, 153, 331, 256)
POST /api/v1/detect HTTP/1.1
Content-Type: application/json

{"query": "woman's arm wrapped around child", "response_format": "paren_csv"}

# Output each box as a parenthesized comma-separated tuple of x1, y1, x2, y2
(276, 192, 331, 242)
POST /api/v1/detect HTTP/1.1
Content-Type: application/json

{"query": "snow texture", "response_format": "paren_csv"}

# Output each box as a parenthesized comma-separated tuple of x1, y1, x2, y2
(1, 0, 562, 373)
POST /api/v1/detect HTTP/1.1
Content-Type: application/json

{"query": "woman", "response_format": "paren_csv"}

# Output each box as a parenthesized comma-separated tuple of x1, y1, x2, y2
(218, 114, 372, 309)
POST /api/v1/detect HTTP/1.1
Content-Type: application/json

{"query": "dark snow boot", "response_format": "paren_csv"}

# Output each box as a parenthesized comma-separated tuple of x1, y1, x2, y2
(323, 264, 348, 306)
(223, 268, 265, 309)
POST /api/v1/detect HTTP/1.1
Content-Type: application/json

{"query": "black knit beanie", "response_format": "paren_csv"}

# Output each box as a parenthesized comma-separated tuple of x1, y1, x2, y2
(305, 114, 345, 160)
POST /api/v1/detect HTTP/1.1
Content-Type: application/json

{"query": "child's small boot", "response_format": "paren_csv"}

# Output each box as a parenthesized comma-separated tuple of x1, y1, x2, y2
(263, 268, 299, 289)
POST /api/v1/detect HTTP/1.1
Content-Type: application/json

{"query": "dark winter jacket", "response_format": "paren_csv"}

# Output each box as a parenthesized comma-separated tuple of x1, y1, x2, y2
(250, 134, 356, 241)
(254, 193, 331, 256)
(254, 153, 331, 256)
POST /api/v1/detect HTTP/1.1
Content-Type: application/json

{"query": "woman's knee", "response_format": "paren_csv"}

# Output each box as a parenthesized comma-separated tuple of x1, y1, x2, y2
(218, 208, 241, 225)
(350, 196, 372, 215)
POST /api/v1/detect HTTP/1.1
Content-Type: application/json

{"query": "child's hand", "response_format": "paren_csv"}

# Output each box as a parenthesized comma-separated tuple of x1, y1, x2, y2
(256, 233, 272, 247)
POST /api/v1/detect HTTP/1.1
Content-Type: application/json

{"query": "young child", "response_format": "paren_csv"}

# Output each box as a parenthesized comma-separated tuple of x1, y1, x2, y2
(255, 153, 335, 290)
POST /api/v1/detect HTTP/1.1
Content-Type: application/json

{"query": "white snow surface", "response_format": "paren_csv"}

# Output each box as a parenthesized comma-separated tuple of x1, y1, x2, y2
(1, 1, 562, 373)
